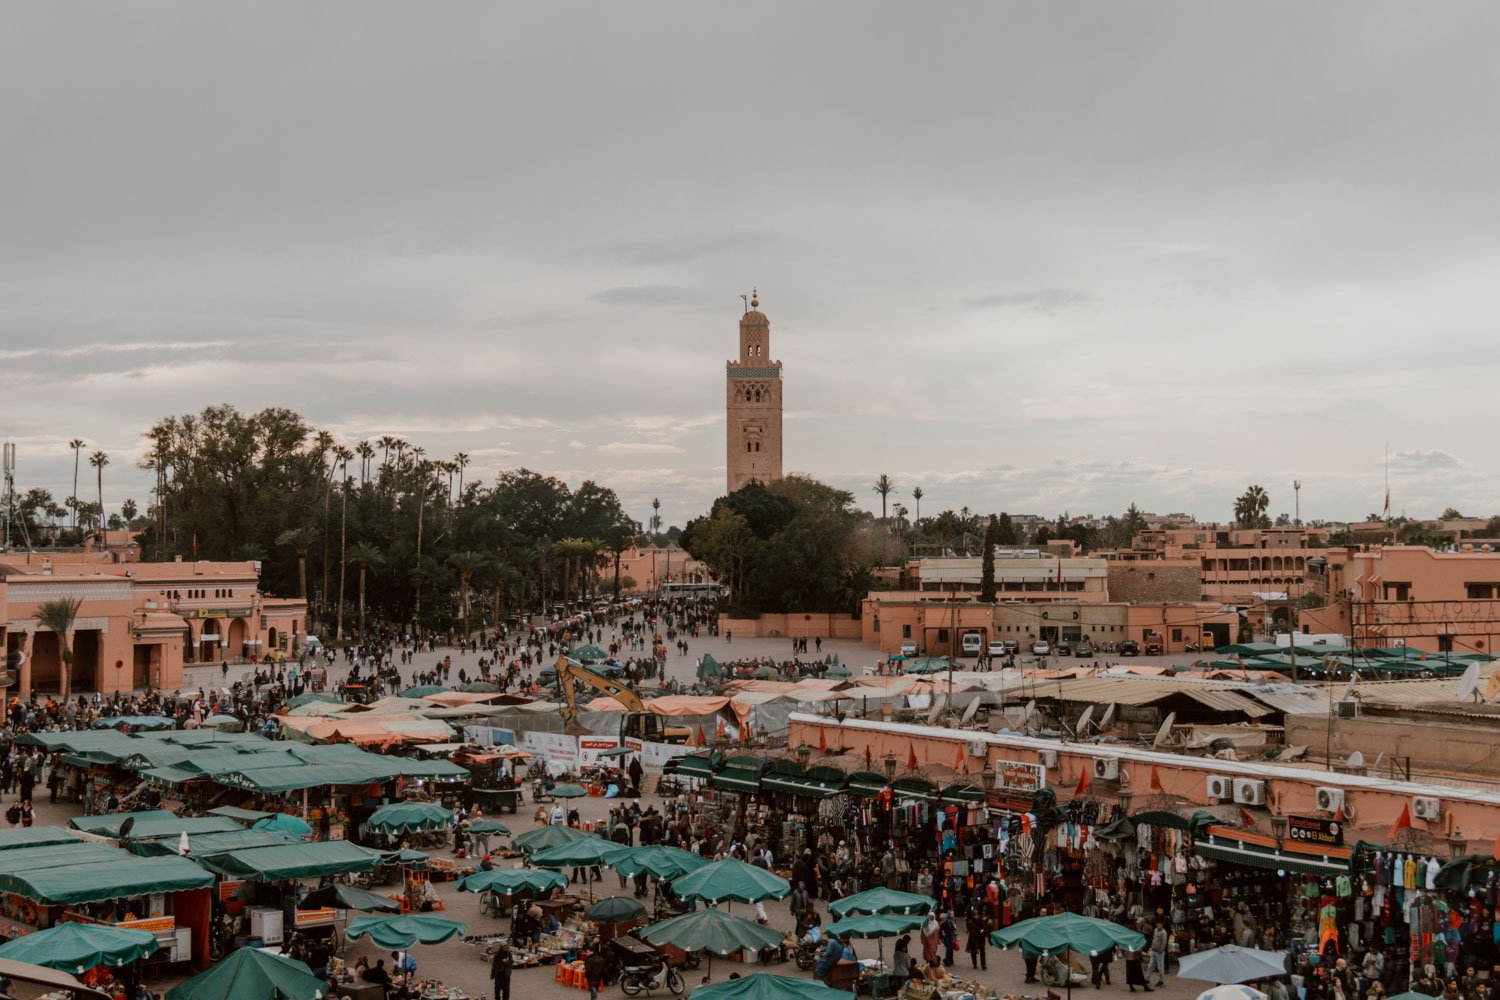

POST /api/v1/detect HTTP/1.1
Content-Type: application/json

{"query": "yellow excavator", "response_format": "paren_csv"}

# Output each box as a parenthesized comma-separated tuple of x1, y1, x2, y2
(553, 656, 691, 744)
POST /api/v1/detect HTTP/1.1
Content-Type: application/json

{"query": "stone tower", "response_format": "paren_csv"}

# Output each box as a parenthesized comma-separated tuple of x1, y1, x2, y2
(725, 290, 783, 493)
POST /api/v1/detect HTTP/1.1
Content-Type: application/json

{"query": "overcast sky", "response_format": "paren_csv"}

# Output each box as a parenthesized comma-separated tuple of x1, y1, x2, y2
(4, 3, 1498, 530)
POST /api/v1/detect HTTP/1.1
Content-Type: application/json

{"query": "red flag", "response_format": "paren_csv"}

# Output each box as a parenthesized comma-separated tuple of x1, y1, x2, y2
(1389, 802, 1412, 839)
(1149, 765, 1163, 792)
(1334, 804, 1345, 822)
(954, 742, 966, 773)
(716, 719, 727, 741)
(739, 724, 748, 745)
(818, 728, 827, 753)
(696, 725, 706, 747)
(1238, 807, 1258, 828)
(907, 743, 919, 772)
(864, 745, 873, 770)
(1074, 767, 1091, 798)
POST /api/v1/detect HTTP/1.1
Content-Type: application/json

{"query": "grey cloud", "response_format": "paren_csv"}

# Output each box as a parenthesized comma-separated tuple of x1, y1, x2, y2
(1390, 449, 1463, 473)
(592, 285, 721, 308)
(961, 289, 1089, 313)
(596, 232, 772, 266)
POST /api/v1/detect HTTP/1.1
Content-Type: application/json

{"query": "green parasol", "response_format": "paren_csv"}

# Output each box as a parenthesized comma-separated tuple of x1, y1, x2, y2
(0, 922, 159, 973)
(671, 858, 790, 904)
(570, 644, 609, 663)
(465, 818, 512, 835)
(828, 886, 935, 919)
(366, 801, 454, 834)
(458, 867, 569, 895)
(299, 883, 402, 913)
(165, 948, 325, 1000)
(513, 824, 591, 854)
(641, 907, 783, 956)
(587, 896, 648, 922)
(614, 845, 710, 880)
(347, 914, 467, 948)
(400, 685, 447, 698)
(690, 973, 853, 1000)
(548, 783, 588, 798)
(824, 912, 926, 959)
(253, 813, 313, 836)
(991, 913, 1146, 1000)
(529, 838, 636, 868)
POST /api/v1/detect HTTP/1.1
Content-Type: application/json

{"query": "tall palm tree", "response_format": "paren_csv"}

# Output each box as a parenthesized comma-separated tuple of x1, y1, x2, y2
(89, 451, 109, 539)
(377, 435, 396, 473)
(276, 526, 316, 600)
(873, 474, 895, 521)
(454, 452, 470, 498)
(33, 597, 83, 700)
(356, 441, 375, 484)
(912, 486, 924, 523)
(335, 447, 353, 638)
(68, 439, 86, 532)
(448, 551, 489, 640)
(347, 542, 383, 638)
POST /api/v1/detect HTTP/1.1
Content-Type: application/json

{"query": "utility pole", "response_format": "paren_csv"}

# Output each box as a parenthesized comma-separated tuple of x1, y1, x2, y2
(1293, 480, 1302, 526)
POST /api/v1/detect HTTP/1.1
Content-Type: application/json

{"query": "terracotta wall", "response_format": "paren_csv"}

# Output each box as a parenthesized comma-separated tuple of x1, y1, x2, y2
(718, 613, 862, 640)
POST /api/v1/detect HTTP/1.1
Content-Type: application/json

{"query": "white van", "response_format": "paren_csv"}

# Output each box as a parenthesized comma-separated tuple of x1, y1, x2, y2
(960, 632, 983, 657)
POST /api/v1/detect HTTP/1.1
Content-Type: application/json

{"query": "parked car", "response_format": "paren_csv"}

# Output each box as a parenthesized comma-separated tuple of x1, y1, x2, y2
(1054, 640, 1071, 656)
(1118, 639, 1140, 656)
(1001, 639, 1019, 655)
(960, 632, 983, 657)
(1031, 640, 1051, 655)
(899, 639, 920, 657)
(1073, 638, 1094, 657)
(987, 641, 1006, 657)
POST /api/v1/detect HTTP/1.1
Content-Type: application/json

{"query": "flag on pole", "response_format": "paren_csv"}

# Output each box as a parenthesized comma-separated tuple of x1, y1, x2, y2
(1389, 802, 1412, 839)
(1238, 807, 1258, 828)
(864, 745, 873, 770)
(907, 743, 919, 772)
(696, 725, 706, 747)
(818, 727, 827, 753)
(1149, 764, 1163, 792)
(954, 742, 965, 773)
(1074, 766, 1091, 798)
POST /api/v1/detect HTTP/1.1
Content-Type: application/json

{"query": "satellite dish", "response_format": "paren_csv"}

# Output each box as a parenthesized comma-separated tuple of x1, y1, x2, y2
(1346, 751, 1365, 768)
(1152, 711, 1177, 747)
(960, 698, 980, 724)
(1077, 705, 1095, 736)
(1099, 703, 1117, 730)
(1458, 661, 1482, 701)
(1023, 699, 1037, 724)
(926, 695, 947, 725)
(117, 817, 135, 840)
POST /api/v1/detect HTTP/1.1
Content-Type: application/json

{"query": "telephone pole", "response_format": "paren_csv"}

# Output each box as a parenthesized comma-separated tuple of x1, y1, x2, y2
(1293, 480, 1302, 526)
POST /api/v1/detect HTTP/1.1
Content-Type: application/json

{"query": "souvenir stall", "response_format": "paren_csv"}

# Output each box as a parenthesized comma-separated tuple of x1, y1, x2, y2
(1352, 837, 1477, 983)
(1123, 810, 1208, 934)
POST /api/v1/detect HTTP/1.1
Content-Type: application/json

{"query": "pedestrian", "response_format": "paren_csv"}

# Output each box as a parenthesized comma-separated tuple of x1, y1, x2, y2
(1125, 948, 1152, 992)
(1091, 945, 1114, 988)
(1149, 922, 1168, 987)
(490, 943, 513, 1000)
(939, 911, 958, 967)
(584, 947, 609, 1000)
(965, 907, 989, 970)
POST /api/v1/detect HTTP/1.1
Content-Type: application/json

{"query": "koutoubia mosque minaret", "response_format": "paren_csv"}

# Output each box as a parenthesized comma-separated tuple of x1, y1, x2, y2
(725, 289, 784, 493)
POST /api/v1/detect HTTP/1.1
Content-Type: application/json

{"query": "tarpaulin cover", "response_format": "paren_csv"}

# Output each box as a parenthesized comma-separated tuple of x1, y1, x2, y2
(0, 856, 213, 905)
(128, 829, 299, 858)
(0, 827, 81, 851)
(195, 840, 384, 881)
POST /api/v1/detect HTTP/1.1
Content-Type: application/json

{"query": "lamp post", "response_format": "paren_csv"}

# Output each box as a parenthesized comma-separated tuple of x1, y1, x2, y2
(1449, 829, 1467, 860)
(1270, 813, 1288, 848)
(796, 744, 811, 767)
(981, 766, 997, 794)
(884, 752, 898, 781)
(1118, 788, 1134, 817)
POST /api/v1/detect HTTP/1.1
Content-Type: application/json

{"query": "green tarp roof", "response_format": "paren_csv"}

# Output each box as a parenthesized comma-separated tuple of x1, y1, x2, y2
(129, 829, 300, 858)
(0, 855, 213, 905)
(0, 827, 83, 851)
(207, 806, 276, 823)
(0, 842, 125, 874)
(216, 762, 399, 793)
(69, 813, 243, 841)
(195, 840, 385, 881)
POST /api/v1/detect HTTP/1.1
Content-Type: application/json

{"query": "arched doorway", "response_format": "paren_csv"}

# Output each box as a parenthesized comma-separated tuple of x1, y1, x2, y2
(226, 618, 248, 660)
(268, 626, 279, 652)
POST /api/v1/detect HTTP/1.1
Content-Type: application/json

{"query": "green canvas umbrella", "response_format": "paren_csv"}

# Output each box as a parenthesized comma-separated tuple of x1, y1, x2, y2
(614, 845, 711, 880)
(458, 867, 568, 895)
(691, 973, 852, 1000)
(165, 948, 325, 1000)
(513, 824, 592, 854)
(548, 783, 588, 798)
(824, 665, 851, 678)
(400, 685, 448, 698)
(465, 818, 512, 835)
(461, 681, 501, 693)
(752, 666, 777, 679)
(202, 714, 242, 728)
(253, 813, 313, 836)
(299, 882, 402, 913)
(587, 895, 647, 922)
(642, 907, 783, 966)
(697, 653, 722, 679)
(381, 848, 432, 865)
(671, 858, 790, 904)
(530, 838, 635, 869)
(347, 914, 467, 948)
(991, 913, 1145, 1000)
(828, 887, 935, 919)
(0, 922, 159, 973)
(570, 644, 609, 663)
(366, 801, 454, 834)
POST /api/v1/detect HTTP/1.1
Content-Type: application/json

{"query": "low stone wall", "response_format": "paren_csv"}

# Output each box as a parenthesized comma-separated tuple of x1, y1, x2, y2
(718, 612, 862, 639)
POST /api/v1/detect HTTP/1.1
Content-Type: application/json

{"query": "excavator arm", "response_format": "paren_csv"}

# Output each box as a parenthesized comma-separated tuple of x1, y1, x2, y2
(552, 656, 690, 744)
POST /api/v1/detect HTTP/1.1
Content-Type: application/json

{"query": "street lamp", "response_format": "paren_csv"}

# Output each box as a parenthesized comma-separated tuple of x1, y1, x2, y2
(1449, 829, 1467, 859)
(1270, 813, 1288, 846)
(981, 766, 997, 794)
(883, 752, 898, 781)
(796, 744, 811, 767)
(1117, 788, 1134, 816)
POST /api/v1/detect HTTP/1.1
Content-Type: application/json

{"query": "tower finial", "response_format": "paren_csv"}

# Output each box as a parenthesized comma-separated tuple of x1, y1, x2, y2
(750, 287, 758, 308)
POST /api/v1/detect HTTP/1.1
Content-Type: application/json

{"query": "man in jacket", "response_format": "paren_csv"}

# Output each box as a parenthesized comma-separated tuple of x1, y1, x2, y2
(1149, 922, 1168, 987)
(490, 944, 513, 1000)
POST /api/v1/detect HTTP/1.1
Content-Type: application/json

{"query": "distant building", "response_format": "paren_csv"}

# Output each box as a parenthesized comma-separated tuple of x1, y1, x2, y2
(725, 290, 783, 493)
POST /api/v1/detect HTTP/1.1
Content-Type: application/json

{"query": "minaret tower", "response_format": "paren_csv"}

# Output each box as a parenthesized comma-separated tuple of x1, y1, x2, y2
(725, 289, 783, 493)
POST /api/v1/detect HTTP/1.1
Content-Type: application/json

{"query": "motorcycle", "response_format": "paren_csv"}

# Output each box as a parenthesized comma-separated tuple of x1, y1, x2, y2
(620, 955, 685, 996)
(794, 940, 819, 971)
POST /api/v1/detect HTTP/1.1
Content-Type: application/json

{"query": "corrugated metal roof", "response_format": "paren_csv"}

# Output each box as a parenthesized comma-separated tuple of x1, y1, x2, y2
(1177, 689, 1270, 717)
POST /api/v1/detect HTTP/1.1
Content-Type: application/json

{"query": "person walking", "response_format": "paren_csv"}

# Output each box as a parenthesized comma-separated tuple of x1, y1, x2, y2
(1125, 948, 1152, 992)
(940, 911, 958, 967)
(584, 947, 610, 1000)
(1149, 922, 1168, 987)
(965, 906, 989, 971)
(490, 943, 513, 1000)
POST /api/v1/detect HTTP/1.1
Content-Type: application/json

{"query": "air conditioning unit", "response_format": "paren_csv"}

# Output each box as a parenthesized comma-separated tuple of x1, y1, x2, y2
(1206, 775, 1232, 800)
(1038, 749, 1059, 770)
(1093, 758, 1119, 781)
(1336, 700, 1359, 720)
(1315, 787, 1345, 813)
(967, 740, 987, 758)
(1234, 779, 1267, 805)
(1412, 796, 1442, 821)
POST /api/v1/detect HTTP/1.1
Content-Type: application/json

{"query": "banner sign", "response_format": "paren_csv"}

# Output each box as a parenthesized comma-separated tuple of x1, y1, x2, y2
(1288, 815, 1344, 847)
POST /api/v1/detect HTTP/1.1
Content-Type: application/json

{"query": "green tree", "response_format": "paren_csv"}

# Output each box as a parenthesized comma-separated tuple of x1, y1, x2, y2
(1234, 485, 1272, 529)
(120, 497, 138, 524)
(873, 474, 895, 520)
(68, 439, 86, 533)
(1441, 507, 1463, 520)
(276, 526, 316, 600)
(979, 515, 998, 602)
(995, 512, 1018, 545)
(33, 597, 83, 700)
(911, 486, 924, 523)
(347, 542, 383, 638)
(448, 551, 489, 638)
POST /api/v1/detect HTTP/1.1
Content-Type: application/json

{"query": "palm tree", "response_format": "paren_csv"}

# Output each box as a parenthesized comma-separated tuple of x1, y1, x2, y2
(276, 526, 316, 600)
(89, 451, 109, 539)
(453, 452, 470, 497)
(873, 474, 895, 520)
(347, 542, 383, 638)
(356, 441, 375, 484)
(377, 435, 396, 473)
(68, 439, 86, 533)
(912, 486, 924, 523)
(448, 551, 489, 640)
(335, 447, 353, 638)
(1234, 485, 1271, 528)
(33, 597, 83, 700)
